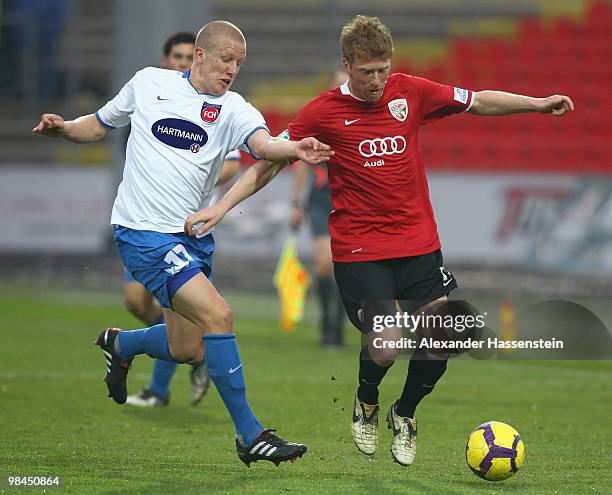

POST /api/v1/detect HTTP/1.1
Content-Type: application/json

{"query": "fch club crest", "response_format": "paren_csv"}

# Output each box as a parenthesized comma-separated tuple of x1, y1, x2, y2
(388, 98, 408, 122)
(201, 102, 222, 124)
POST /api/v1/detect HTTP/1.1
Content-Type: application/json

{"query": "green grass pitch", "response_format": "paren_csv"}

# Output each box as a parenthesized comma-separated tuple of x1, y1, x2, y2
(0, 289, 611, 494)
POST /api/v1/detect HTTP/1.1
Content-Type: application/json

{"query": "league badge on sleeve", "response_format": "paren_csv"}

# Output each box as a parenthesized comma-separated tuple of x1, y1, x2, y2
(454, 87, 469, 104)
(200, 102, 222, 124)
(388, 98, 408, 122)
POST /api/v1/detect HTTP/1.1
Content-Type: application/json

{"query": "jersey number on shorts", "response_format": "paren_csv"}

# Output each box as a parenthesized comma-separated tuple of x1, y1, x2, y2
(164, 244, 194, 275)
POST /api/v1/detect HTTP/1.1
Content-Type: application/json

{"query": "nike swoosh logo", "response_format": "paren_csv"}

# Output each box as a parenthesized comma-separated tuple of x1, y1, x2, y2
(344, 118, 360, 125)
(157, 95, 170, 101)
(228, 364, 243, 374)
(390, 419, 402, 436)
(442, 276, 454, 287)
(388, 409, 401, 435)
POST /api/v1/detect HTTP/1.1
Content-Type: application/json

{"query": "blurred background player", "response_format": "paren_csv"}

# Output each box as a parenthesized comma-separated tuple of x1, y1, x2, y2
(289, 67, 347, 348)
(124, 31, 242, 408)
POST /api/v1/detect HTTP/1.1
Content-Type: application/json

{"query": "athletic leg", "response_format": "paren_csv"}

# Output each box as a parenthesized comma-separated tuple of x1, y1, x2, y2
(387, 251, 458, 466)
(124, 280, 163, 326)
(313, 235, 336, 346)
(123, 279, 178, 405)
(170, 272, 307, 465)
(334, 260, 399, 455)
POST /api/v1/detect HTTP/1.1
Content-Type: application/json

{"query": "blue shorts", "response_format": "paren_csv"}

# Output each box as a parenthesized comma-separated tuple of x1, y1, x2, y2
(113, 226, 215, 309)
(124, 268, 136, 282)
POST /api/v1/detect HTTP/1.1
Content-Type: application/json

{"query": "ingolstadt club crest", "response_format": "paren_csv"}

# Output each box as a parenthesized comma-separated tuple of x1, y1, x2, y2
(388, 98, 408, 122)
(201, 102, 222, 124)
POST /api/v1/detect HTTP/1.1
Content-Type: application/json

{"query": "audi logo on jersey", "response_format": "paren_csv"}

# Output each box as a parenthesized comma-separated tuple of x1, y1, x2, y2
(358, 136, 407, 158)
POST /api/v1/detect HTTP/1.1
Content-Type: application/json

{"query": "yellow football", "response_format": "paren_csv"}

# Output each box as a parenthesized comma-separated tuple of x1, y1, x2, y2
(466, 421, 525, 481)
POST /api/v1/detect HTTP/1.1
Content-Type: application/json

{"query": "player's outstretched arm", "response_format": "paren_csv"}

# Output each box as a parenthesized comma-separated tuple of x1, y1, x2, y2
(32, 113, 109, 143)
(469, 91, 574, 117)
(184, 158, 285, 237)
(246, 129, 334, 165)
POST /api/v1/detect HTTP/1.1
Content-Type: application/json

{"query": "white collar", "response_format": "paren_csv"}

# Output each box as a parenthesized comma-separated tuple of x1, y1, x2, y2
(340, 81, 365, 101)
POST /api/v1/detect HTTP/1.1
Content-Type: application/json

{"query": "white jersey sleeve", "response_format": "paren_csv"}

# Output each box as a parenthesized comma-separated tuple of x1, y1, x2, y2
(96, 72, 139, 128)
(228, 99, 268, 158)
(225, 149, 241, 161)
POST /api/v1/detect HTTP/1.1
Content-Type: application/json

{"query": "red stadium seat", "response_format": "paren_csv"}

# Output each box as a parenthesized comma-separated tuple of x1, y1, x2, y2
(263, 2, 612, 173)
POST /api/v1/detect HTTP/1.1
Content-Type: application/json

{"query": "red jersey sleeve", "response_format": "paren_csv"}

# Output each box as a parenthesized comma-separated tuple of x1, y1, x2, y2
(287, 99, 320, 141)
(410, 76, 475, 125)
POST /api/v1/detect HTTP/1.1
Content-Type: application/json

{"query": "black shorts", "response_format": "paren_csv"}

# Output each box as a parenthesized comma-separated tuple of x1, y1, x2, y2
(333, 249, 457, 332)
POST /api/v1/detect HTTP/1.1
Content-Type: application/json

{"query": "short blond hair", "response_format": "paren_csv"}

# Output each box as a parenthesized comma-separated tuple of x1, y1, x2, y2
(340, 15, 394, 64)
(196, 21, 245, 52)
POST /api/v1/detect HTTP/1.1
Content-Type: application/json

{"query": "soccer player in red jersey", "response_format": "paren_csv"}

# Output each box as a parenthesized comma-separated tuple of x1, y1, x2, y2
(185, 15, 574, 466)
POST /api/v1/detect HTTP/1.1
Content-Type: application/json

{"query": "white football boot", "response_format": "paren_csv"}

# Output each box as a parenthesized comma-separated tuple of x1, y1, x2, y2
(351, 393, 379, 455)
(189, 362, 210, 406)
(125, 388, 169, 407)
(386, 401, 417, 466)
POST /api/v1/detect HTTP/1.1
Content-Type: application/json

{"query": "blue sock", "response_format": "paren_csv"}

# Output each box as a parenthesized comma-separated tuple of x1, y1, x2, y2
(146, 313, 175, 399)
(204, 334, 263, 445)
(117, 324, 174, 362)
(148, 359, 177, 399)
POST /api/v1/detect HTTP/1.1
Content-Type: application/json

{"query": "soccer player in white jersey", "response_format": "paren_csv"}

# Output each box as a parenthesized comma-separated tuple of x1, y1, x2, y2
(33, 20, 332, 467)
(182, 16, 573, 467)
(123, 31, 241, 408)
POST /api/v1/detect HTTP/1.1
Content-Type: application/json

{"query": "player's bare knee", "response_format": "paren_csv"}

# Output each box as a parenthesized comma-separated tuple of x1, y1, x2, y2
(370, 345, 400, 365)
(220, 304, 233, 329)
(124, 297, 147, 320)
(204, 302, 233, 332)
(168, 343, 200, 364)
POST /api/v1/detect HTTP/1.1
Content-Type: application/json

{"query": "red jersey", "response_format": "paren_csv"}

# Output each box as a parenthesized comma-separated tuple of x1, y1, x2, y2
(288, 73, 474, 262)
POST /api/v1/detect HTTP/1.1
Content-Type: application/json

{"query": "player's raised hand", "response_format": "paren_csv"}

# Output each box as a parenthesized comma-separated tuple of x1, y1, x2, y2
(32, 113, 67, 137)
(538, 95, 574, 116)
(184, 204, 227, 237)
(295, 137, 334, 165)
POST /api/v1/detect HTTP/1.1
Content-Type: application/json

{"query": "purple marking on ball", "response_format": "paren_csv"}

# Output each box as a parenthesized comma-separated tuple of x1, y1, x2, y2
(472, 424, 518, 477)
(510, 434, 521, 472)
(489, 445, 517, 458)
(480, 424, 496, 448)
(475, 424, 495, 474)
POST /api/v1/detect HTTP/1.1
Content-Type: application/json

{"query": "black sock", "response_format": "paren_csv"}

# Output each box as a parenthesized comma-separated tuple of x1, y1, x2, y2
(357, 346, 392, 405)
(317, 276, 333, 344)
(396, 350, 448, 418)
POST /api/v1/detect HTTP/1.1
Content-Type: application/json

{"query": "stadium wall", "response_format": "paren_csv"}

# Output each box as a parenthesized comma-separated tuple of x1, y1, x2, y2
(2, 167, 612, 282)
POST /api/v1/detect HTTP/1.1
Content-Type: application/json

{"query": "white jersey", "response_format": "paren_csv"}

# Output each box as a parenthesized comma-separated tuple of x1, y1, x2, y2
(96, 67, 264, 232)
(224, 149, 241, 161)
